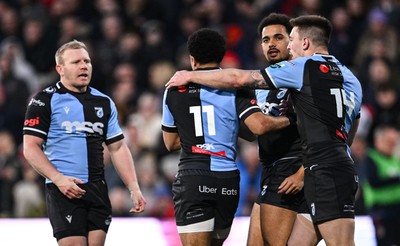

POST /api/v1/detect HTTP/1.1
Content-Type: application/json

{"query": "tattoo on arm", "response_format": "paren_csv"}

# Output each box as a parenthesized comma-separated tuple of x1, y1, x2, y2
(247, 71, 269, 89)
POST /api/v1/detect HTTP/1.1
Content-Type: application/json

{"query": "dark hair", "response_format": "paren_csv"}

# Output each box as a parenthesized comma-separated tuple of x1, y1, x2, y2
(257, 13, 292, 37)
(290, 15, 332, 48)
(187, 28, 226, 64)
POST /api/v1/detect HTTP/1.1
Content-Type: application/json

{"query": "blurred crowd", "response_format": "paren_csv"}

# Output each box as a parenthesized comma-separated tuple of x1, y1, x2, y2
(0, 0, 400, 225)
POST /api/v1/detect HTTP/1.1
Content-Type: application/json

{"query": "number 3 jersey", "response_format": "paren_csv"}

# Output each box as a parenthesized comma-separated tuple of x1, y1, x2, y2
(23, 82, 124, 183)
(162, 80, 261, 172)
(260, 54, 362, 165)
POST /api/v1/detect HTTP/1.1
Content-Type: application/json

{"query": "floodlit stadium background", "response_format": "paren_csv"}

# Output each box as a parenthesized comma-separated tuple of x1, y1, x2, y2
(0, 216, 375, 245)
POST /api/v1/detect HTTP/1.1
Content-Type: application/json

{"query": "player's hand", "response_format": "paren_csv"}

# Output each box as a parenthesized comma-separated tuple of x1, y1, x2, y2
(278, 168, 304, 195)
(128, 184, 146, 213)
(52, 173, 86, 199)
(165, 70, 191, 89)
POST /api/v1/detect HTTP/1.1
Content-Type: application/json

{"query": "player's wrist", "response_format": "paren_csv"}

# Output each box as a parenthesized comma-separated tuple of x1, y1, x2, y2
(128, 182, 140, 193)
(51, 173, 63, 184)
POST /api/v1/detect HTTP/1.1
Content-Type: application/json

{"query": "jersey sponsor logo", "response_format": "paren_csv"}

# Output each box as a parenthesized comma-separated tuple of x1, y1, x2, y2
(310, 203, 316, 216)
(178, 86, 187, 93)
(196, 143, 215, 150)
(44, 87, 56, 94)
(28, 98, 45, 106)
(198, 185, 217, 193)
(319, 64, 329, 73)
(24, 117, 40, 126)
(65, 215, 72, 223)
(64, 106, 70, 114)
(261, 185, 268, 196)
(186, 208, 205, 219)
(277, 89, 287, 99)
(94, 107, 104, 118)
(343, 204, 355, 213)
(270, 62, 285, 69)
(61, 121, 104, 135)
(222, 188, 237, 196)
(192, 146, 227, 157)
(105, 215, 112, 225)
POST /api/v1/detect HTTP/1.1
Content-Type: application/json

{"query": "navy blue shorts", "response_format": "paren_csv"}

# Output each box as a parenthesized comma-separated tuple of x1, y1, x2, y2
(304, 162, 358, 224)
(45, 180, 112, 240)
(172, 169, 240, 230)
(256, 158, 308, 213)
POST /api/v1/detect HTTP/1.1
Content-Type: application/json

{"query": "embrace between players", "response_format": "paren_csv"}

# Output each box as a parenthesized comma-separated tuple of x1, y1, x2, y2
(162, 13, 362, 246)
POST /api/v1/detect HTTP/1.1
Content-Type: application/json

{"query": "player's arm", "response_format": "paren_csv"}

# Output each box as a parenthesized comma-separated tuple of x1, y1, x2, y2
(162, 131, 181, 151)
(107, 139, 146, 213)
(243, 112, 291, 135)
(166, 69, 271, 90)
(23, 135, 62, 182)
(23, 135, 86, 199)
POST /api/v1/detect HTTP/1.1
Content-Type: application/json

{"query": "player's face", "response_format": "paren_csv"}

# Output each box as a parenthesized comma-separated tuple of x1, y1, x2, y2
(288, 27, 304, 60)
(57, 48, 92, 92)
(261, 24, 291, 64)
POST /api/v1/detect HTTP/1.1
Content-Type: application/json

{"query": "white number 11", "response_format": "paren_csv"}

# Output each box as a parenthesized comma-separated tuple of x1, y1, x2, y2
(190, 105, 216, 136)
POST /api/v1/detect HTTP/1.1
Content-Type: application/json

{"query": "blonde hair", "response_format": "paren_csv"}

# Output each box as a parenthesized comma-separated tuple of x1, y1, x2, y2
(55, 40, 88, 65)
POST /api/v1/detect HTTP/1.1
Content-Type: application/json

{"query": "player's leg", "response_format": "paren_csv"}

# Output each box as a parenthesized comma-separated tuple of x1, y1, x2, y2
(303, 162, 357, 246)
(87, 230, 107, 246)
(260, 203, 297, 246)
(180, 231, 212, 246)
(212, 170, 241, 246)
(317, 218, 355, 246)
(211, 227, 232, 246)
(86, 181, 113, 246)
(246, 203, 263, 246)
(46, 183, 89, 246)
(288, 213, 322, 246)
(58, 236, 86, 246)
(173, 170, 217, 246)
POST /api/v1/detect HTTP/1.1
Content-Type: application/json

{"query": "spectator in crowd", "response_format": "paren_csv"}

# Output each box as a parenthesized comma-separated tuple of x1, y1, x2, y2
(128, 92, 162, 151)
(110, 62, 139, 124)
(0, 50, 30, 145)
(0, 129, 23, 216)
(354, 7, 398, 68)
(13, 165, 44, 217)
(362, 124, 400, 246)
(367, 84, 400, 143)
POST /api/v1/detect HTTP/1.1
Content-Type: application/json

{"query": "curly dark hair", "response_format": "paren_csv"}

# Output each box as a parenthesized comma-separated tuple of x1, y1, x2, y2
(187, 28, 226, 64)
(257, 13, 292, 37)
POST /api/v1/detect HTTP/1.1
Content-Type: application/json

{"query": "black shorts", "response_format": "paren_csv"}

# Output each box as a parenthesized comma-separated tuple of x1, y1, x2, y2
(45, 180, 112, 241)
(304, 162, 358, 224)
(256, 158, 307, 213)
(172, 169, 240, 230)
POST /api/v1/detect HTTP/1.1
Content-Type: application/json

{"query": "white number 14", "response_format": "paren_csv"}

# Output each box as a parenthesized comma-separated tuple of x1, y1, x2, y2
(330, 88, 355, 118)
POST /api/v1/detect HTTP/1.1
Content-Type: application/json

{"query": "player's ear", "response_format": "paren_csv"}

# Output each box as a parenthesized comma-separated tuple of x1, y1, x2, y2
(302, 37, 310, 51)
(190, 55, 198, 70)
(55, 64, 63, 76)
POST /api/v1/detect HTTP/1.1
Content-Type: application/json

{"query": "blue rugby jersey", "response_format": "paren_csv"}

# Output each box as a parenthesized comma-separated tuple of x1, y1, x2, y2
(162, 77, 260, 171)
(255, 89, 302, 167)
(23, 82, 123, 183)
(260, 54, 362, 165)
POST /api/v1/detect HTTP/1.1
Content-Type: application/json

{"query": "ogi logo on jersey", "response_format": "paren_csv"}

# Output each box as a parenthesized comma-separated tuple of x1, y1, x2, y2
(62, 121, 104, 135)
